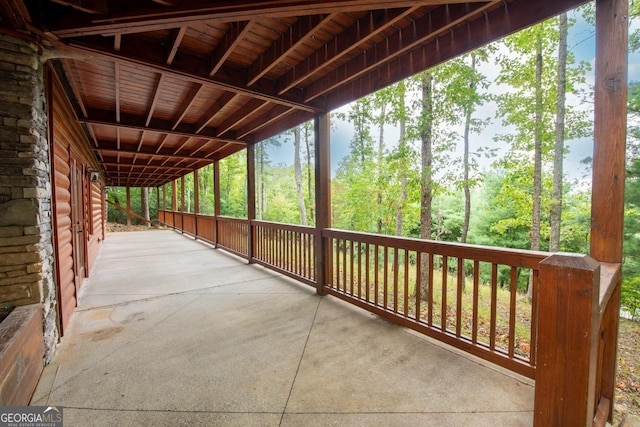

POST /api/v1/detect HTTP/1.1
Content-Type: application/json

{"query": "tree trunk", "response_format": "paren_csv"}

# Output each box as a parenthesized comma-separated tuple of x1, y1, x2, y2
(304, 124, 313, 223)
(550, 12, 568, 253)
(126, 186, 132, 226)
(395, 81, 407, 237)
(141, 187, 150, 227)
(461, 53, 476, 244)
(528, 32, 544, 299)
(294, 126, 308, 225)
(377, 104, 386, 234)
(419, 73, 434, 302)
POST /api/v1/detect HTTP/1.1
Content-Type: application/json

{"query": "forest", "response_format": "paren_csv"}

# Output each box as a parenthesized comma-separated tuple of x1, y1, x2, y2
(108, 5, 640, 319)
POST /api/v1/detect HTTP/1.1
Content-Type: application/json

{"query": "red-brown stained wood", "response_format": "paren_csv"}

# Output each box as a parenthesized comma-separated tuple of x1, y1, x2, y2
(534, 254, 600, 427)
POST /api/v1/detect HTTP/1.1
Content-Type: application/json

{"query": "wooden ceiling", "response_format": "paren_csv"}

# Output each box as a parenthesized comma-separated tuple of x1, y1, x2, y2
(1, 0, 587, 187)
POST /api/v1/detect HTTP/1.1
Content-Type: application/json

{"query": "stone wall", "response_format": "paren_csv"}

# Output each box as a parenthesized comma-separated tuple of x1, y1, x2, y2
(0, 34, 58, 360)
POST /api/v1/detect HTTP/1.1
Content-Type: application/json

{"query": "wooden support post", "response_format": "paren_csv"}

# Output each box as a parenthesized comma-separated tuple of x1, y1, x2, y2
(171, 180, 177, 212)
(194, 169, 199, 238)
(247, 144, 256, 263)
(534, 254, 600, 427)
(314, 112, 331, 295)
(125, 186, 132, 226)
(180, 175, 186, 213)
(590, 0, 627, 420)
(591, 0, 628, 263)
(214, 160, 221, 247)
(194, 169, 200, 214)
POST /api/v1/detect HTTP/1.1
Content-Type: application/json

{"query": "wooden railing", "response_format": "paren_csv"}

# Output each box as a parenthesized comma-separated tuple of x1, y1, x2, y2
(216, 216, 249, 259)
(252, 220, 316, 287)
(322, 228, 548, 378)
(157, 210, 622, 425)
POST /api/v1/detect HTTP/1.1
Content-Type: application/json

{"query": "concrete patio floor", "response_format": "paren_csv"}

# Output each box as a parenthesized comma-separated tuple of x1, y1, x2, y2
(31, 229, 534, 426)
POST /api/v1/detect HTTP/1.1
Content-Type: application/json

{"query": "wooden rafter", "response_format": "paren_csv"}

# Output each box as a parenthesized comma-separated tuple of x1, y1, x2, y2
(278, 7, 419, 95)
(50, 0, 106, 14)
(166, 26, 187, 65)
(216, 99, 269, 137)
(324, 0, 589, 111)
(171, 83, 205, 130)
(209, 21, 253, 77)
(248, 14, 337, 87)
(66, 36, 322, 112)
(194, 92, 237, 134)
(304, 2, 498, 102)
(236, 105, 293, 139)
(146, 73, 165, 126)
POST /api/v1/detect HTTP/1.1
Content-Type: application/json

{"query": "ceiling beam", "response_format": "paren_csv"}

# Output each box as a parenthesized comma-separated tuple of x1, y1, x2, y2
(95, 142, 222, 161)
(45, 0, 478, 38)
(102, 162, 208, 170)
(277, 7, 418, 95)
(65, 36, 322, 113)
(304, 2, 498, 102)
(145, 73, 165, 126)
(80, 108, 245, 145)
(236, 105, 293, 139)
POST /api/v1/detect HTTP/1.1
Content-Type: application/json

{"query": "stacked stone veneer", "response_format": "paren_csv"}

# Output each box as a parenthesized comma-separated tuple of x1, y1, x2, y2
(0, 34, 58, 361)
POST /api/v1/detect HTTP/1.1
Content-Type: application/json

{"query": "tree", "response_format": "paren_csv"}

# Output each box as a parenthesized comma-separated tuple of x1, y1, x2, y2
(550, 12, 569, 252)
(293, 125, 308, 225)
(418, 72, 434, 301)
(141, 187, 150, 226)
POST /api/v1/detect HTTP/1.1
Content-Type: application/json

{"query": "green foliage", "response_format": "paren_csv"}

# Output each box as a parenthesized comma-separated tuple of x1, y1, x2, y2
(106, 186, 158, 224)
(220, 151, 247, 217)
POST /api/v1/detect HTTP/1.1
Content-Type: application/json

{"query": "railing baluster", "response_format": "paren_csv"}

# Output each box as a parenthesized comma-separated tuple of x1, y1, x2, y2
(509, 266, 517, 358)
(349, 240, 355, 296)
(457, 258, 463, 338)
(365, 243, 370, 302)
(404, 249, 409, 318)
(383, 247, 389, 310)
(393, 247, 399, 313)
(428, 253, 434, 326)
(530, 269, 539, 365)
(442, 256, 448, 332)
(374, 245, 379, 306)
(472, 260, 479, 345)
(357, 241, 362, 299)
(490, 263, 498, 351)
(416, 252, 421, 322)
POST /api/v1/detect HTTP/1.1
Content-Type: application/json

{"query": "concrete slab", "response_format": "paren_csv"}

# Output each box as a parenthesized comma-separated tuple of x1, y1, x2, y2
(32, 230, 534, 426)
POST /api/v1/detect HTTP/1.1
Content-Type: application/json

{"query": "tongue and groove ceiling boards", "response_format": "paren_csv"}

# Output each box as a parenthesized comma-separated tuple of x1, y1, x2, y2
(1, 0, 588, 187)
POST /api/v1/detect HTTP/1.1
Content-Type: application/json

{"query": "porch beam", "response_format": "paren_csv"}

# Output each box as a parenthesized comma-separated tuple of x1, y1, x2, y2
(80, 108, 245, 146)
(314, 112, 331, 295)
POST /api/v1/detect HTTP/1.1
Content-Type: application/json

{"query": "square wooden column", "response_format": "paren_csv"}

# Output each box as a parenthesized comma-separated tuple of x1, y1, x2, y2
(171, 180, 177, 211)
(314, 113, 331, 295)
(589, 0, 628, 421)
(247, 144, 256, 263)
(214, 160, 221, 247)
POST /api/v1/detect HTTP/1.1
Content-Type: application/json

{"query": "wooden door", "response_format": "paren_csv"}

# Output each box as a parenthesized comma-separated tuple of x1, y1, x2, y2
(70, 158, 86, 290)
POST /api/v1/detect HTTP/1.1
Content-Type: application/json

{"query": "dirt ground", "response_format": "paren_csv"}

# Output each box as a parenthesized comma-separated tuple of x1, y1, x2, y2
(615, 318, 640, 421)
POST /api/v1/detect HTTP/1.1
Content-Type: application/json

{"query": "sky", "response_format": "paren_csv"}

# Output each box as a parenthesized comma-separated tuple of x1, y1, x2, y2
(263, 6, 640, 184)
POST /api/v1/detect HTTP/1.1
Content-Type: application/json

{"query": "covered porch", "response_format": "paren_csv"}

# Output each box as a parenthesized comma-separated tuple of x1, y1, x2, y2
(32, 229, 534, 426)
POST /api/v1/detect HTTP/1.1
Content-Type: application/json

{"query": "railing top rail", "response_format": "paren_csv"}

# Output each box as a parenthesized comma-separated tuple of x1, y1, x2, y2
(323, 228, 550, 269)
(217, 216, 249, 223)
(251, 219, 315, 234)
